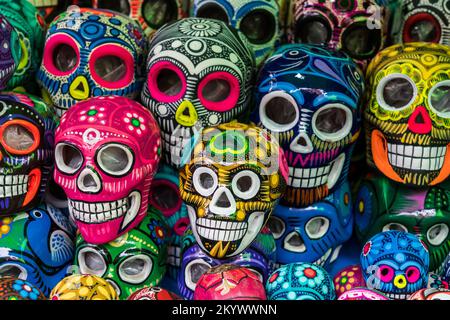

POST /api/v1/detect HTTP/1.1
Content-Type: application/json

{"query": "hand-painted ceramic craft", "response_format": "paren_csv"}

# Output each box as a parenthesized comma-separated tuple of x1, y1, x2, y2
(127, 286, 182, 300)
(338, 287, 389, 300)
(140, 17, 255, 168)
(0, 0, 45, 90)
(360, 231, 430, 299)
(333, 265, 366, 297)
(194, 264, 267, 300)
(37, 7, 147, 116)
(355, 173, 450, 272)
(267, 182, 352, 268)
(365, 42, 450, 187)
(408, 287, 450, 300)
(0, 202, 76, 297)
(0, 15, 18, 90)
(74, 207, 169, 299)
(54, 96, 161, 244)
(179, 122, 287, 259)
(50, 274, 118, 300)
(0, 278, 46, 300)
(250, 44, 364, 208)
(442, 253, 450, 283)
(0, 92, 57, 215)
(191, 0, 279, 66)
(266, 262, 335, 300)
(289, 0, 387, 69)
(178, 226, 275, 300)
(150, 164, 189, 279)
(90, 0, 190, 36)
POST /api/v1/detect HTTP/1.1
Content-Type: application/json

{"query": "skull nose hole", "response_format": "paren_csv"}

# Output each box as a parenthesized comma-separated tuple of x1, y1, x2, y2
(297, 136, 308, 146)
(415, 112, 425, 124)
(216, 191, 231, 208)
(75, 81, 85, 92)
(82, 174, 97, 188)
(182, 107, 190, 117)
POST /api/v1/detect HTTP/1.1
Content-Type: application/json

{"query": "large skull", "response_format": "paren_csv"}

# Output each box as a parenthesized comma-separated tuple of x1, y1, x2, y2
(179, 122, 287, 259)
(37, 7, 147, 116)
(267, 181, 353, 269)
(141, 18, 255, 168)
(365, 42, 450, 186)
(250, 44, 364, 208)
(54, 96, 161, 244)
(192, 0, 280, 67)
(290, 0, 387, 70)
(0, 15, 18, 90)
(0, 92, 57, 215)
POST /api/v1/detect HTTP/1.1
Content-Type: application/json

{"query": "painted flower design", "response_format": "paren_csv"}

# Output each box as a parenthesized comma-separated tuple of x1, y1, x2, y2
(148, 219, 165, 245)
(179, 19, 221, 37)
(294, 264, 324, 288)
(124, 112, 146, 135)
(267, 268, 287, 290)
(0, 217, 12, 238)
(80, 105, 106, 124)
(12, 280, 40, 300)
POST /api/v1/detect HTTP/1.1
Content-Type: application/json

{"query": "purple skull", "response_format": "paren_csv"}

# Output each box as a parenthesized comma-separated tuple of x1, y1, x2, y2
(0, 15, 17, 90)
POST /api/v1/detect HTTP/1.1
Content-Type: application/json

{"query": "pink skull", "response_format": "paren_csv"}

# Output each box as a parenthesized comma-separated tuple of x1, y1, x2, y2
(54, 96, 161, 244)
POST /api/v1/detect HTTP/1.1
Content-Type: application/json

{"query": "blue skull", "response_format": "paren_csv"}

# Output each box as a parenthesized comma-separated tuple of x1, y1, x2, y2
(267, 181, 353, 268)
(0, 202, 76, 297)
(250, 44, 364, 208)
(150, 164, 189, 280)
(265, 262, 335, 300)
(360, 231, 430, 299)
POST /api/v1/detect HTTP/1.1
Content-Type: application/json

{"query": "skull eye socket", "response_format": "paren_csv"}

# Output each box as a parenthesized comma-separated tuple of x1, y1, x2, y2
(2, 121, 39, 154)
(96, 143, 134, 177)
(142, 0, 177, 28)
(55, 143, 84, 175)
(295, 15, 331, 45)
(312, 104, 352, 142)
(78, 248, 107, 276)
(118, 255, 153, 284)
(185, 259, 211, 291)
(53, 43, 78, 73)
(231, 170, 260, 200)
(382, 223, 408, 233)
(404, 13, 441, 43)
(148, 61, 186, 103)
(196, 3, 229, 23)
(267, 216, 285, 240)
(427, 223, 449, 246)
(157, 68, 183, 97)
(429, 81, 450, 118)
(192, 167, 218, 197)
(149, 180, 181, 216)
(240, 9, 276, 44)
(283, 231, 306, 252)
(341, 22, 381, 59)
(305, 216, 329, 239)
(377, 265, 394, 282)
(259, 91, 299, 132)
(94, 55, 127, 82)
(198, 72, 239, 112)
(0, 264, 27, 279)
(377, 74, 417, 111)
(96, 0, 130, 15)
(405, 266, 420, 283)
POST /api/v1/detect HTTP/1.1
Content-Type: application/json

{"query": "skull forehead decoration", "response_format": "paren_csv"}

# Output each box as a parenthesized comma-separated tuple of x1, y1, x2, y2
(0, 203, 76, 297)
(37, 7, 147, 116)
(127, 286, 182, 300)
(0, 92, 57, 215)
(290, 0, 387, 70)
(250, 44, 364, 208)
(180, 122, 287, 259)
(409, 287, 450, 300)
(0, 15, 18, 90)
(50, 274, 119, 300)
(365, 42, 450, 187)
(192, 0, 280, 67)
(333, 265, 366, 297)
(0, 0, 45, 90)
(338, 287, 389, 300)
(54, 96, 161, 244)
(355, 173, 450, 272)
(267, 181, 353, 267)
(141, 17, 255, 168)
(90, 0, 190, 36)
(395, 0, 450, 46)
(74, 208, 169, 299)
(266, 262, 335, 300)
(360, 231, 430, 299)
(0, 278, 46, 300)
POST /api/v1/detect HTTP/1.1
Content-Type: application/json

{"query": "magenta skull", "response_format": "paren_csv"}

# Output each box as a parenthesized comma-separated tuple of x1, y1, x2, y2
(54, 96, 161, 244)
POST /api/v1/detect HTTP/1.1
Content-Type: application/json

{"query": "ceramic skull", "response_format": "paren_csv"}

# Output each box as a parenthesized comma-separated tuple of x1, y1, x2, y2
(365, 42, 450, 186)
(250, 44, 364, 208)
(140, 17, 255, 168)
(54, 96, 161, 244)
(179, 122, 287, 259)
(37, 7, 147, 116)
(0, 15, 18, 90)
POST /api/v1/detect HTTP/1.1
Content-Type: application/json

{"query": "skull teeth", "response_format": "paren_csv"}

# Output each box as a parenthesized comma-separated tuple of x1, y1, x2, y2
(167, 245, 181, 267)
(196, 218, 247, 242)
(288, 165, 331, 188)
(387, 143, 446, 171)
(0, 65, 14, 82)
(386, 293, 410, 300)
(161, 128, 192, 164)
(313, 248, 332, 267)
(69, 197, 129, 223)
(0, 175, 28, 198)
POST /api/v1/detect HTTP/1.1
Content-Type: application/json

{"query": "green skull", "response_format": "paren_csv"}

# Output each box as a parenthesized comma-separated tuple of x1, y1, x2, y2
(355, 173, 450, 272)
(73, 208, 169, 299)
(0, 0, 45, 90)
